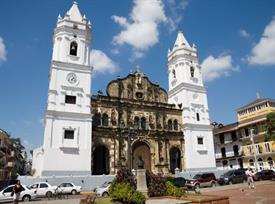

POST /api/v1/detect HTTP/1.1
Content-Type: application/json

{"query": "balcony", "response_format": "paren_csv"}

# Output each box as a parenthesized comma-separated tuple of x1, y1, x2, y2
(216, 151, 241, 159)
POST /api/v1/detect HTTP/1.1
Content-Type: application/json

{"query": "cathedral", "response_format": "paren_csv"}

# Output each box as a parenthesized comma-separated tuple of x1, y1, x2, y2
(32, 2, 216, 177)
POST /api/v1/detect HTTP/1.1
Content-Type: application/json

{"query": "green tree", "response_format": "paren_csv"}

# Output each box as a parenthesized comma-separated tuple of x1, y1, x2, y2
(265, 112, 275, 141)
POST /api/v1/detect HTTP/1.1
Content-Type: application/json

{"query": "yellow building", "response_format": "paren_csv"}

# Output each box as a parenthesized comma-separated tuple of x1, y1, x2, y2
(237, 98, 275, 170)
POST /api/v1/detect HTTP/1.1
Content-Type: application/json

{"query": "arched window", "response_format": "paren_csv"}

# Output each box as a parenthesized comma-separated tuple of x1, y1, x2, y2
(190, 66, 195, 77)
(267, 157, 274, 169)
(168, 119, 173, 130)
(257, 158, 264, 170)
(172, 69, 176, 78)
(196, 113, 200, 121)
(102, 113, 109, 127)
(92, 113, 101, 127)
(173, 120, 178, 131)
(134, 117, 140, 129)
(141, 117, 146, 130)
(222, 160, 228, 167)
(70, 41, 78, 56)
(249, 159, 254, 167)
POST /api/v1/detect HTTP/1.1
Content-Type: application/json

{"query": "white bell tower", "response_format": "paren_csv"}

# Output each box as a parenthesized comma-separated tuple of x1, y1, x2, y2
(32, 1, 93, 176)
(168, 31, 216, 171)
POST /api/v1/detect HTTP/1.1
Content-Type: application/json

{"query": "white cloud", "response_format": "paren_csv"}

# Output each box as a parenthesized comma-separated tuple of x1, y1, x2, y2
(239, 29, 250, 38)
(248, 17, 275, 65)
(0, 37, 7, 62)
(112, 0, 167, 59)
(165, 0, 188, 32)
(90, 49, 116, 74)
(201, 54, 239, 82)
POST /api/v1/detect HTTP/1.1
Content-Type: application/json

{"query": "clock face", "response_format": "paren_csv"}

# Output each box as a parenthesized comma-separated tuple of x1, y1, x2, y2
(67, 73, 78, 84)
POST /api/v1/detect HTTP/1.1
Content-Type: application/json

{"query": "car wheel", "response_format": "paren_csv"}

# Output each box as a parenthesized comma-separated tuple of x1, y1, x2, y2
(22, 195, 31, 202)
(229, 180, 233, 185)
(102, 192, 109, 197)
(46, 191, 53, 198)
(71, 190, 77, 195)
(211, 182, 216, 187)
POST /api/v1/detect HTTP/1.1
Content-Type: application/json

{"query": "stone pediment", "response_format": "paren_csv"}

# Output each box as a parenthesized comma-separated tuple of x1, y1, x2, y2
(106, 71, 168, 103)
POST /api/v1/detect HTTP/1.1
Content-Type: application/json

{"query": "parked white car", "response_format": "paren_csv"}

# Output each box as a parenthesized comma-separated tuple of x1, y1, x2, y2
(0, 184, 37, 202)
(57, 182, 82, 195)
(95, 182, 111, 197)
(28, 182, 57, 198)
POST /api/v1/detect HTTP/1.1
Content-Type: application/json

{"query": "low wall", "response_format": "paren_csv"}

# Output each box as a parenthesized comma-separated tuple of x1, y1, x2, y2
(18, 175, 115, 191)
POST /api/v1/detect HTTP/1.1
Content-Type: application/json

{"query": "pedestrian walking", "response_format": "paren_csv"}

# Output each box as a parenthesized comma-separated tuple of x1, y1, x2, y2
(12, 180, 23, 204)
(246, 168, 255, 189)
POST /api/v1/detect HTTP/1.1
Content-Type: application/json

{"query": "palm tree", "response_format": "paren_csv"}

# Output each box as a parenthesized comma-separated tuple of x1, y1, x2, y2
(265, 112, 275, 141)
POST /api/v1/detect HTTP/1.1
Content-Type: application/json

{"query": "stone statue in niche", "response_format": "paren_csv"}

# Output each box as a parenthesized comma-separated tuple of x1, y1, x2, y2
(111, 109, 117, 126)
(118, 111, 125, 127)
(147, 89, 153, 101)
(158, 141, 164, 162)
(156, 113, 162, 129)
(127, 84, 132, 99)
(149, 115, 155, 129)
(136, 74, 143, 89)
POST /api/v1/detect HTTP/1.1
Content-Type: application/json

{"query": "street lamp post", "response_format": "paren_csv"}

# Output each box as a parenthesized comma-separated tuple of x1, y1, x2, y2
(250, 128, 259, 172)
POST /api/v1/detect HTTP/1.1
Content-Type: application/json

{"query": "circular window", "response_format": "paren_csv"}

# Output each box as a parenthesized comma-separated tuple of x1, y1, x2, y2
(135, 92, 143, 99)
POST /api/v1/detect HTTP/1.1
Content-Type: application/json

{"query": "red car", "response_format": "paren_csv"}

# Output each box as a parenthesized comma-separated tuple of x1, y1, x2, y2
(253, 170, 275, 181)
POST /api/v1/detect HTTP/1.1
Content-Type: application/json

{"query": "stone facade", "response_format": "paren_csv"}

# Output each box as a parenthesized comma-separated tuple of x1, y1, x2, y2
(91, 71, 184, 175)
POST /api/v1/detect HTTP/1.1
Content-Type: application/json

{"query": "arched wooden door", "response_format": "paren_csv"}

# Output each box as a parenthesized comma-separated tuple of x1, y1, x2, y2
(132, 141, 151, 171)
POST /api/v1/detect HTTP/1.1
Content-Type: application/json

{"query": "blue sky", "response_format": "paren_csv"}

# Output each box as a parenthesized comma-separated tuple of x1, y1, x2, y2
(0, 0, 275, 152)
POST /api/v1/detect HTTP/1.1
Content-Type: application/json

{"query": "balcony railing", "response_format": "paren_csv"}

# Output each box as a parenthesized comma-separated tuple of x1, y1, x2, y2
(216, 151, 242, 159)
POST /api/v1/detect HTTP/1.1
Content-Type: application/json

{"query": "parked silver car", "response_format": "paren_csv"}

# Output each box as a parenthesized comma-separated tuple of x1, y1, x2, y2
(57, 182, 82, 195)
(95, 182, 111, 197)
(0, 184, 37, 202)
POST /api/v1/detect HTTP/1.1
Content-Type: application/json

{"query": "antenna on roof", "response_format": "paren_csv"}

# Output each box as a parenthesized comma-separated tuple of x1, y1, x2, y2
(256, 92, 260, 99)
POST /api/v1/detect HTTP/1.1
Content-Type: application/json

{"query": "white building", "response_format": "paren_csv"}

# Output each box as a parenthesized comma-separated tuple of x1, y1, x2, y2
(32, 2, 93, 176)
(213, 123, 243, 170)
(167, 31, 216, 171)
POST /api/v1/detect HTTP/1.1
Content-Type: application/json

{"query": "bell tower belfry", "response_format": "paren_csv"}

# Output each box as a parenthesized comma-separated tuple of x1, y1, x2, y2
(167, 31, 216, 171)
(32, 1, 93, 176)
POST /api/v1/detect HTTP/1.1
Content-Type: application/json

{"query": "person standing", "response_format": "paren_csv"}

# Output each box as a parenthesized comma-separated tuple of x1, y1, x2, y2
(13, 180, 23, 204)
(246, 168, 255, 189)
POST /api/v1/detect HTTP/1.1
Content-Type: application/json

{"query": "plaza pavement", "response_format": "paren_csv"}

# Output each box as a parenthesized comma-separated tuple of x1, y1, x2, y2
(202, 180, 275, 204)
(23, 198, 189, 204)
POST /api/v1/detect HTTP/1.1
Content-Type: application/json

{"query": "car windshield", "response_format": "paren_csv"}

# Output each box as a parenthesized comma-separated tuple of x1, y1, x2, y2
(101, 182, 110, 187)
(223, 171, 233, 176)
(193, 174, 201, 179)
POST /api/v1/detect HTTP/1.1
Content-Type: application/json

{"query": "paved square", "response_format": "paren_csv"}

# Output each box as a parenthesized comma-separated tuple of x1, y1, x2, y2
(203, 181, 275, 204)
